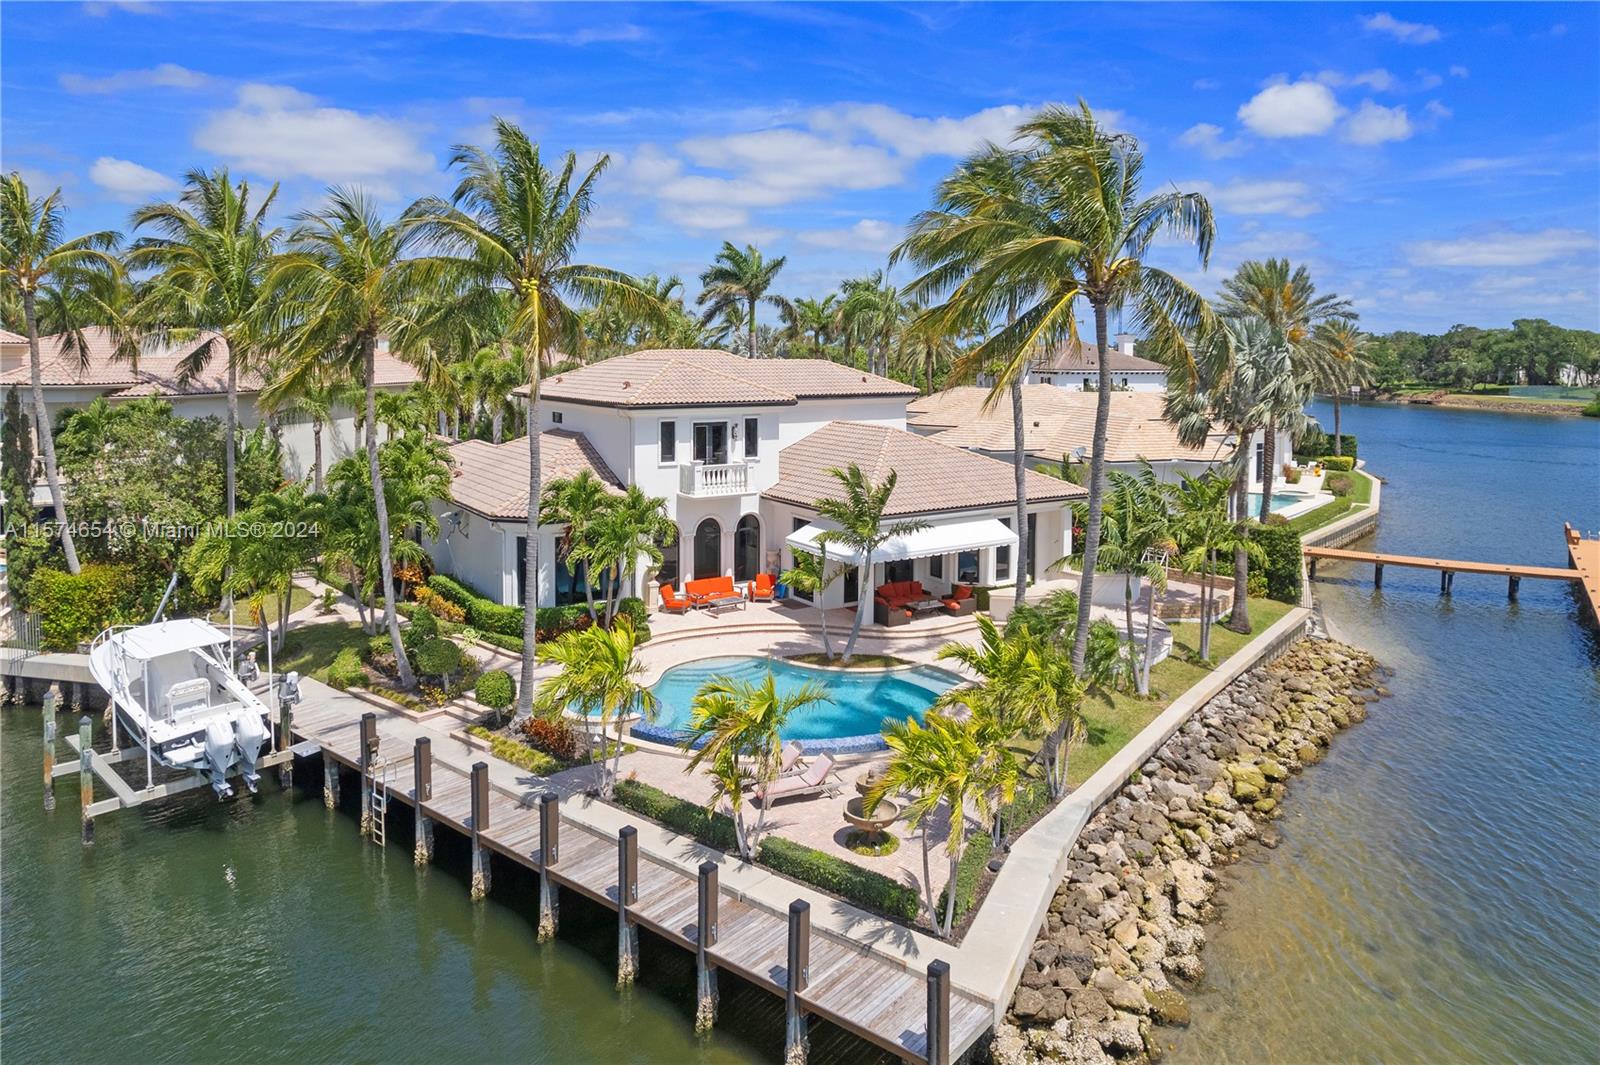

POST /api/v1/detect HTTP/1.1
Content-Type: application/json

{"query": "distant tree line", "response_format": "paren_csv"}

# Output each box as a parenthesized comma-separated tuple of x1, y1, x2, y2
(1364, 318, 1600, 392)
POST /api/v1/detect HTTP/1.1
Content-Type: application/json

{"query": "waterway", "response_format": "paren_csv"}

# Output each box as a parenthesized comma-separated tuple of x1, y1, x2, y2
(1169, 401, 1600, 1064)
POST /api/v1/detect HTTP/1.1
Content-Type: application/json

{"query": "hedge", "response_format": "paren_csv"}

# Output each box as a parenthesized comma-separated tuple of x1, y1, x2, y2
(27, 563, 139, 651)
(1251, 522, 1304, 604)
(1316, 455, 1356, 472)
(474, 669, 515, 710)
(466, 726, 562, 776)
(427, 573, 650, 643)
(326, 647, 366, 690)
(610, 779, 921, 922)
(1295, 426, 1357, 460)
(936, 834, 994, 926)
(415, 636, 462, 678)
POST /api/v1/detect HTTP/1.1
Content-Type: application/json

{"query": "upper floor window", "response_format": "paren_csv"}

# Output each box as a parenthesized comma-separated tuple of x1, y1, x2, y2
(744, 417, 759, 459)
(551, 411, 564, 425)
(659, 420, 675, 464)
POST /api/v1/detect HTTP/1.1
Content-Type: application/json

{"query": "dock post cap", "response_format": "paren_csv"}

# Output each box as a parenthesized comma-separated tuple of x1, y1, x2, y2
(698, 859, 717, 875)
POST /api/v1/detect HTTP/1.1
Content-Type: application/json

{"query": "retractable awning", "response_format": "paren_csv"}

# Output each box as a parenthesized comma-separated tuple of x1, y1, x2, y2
(785, 517, 1018, 566)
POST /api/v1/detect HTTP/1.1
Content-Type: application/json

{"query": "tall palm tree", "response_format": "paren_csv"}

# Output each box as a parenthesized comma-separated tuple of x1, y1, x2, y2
(781, 294, 838, 357)
(838, 269, 906, 376)
(898, 102, 1216, 675)
(532, 618, 654, 798)
(128, 168, 282, 519)
(0, 175, 125, 574)
(899, 301, 961, 394)
(1172, 471, 1263, 661)
(682, 671, 832, 860)
(260, 369, 336, 491)
(1218, 259, 1352, 519)
(542, 470, 612, 622)
(696, 242, 789, 358)
(1308, 319, 1373, 457)
(811, 465, 929, 663)
(590, 484, 675, 624)
(779, 544, 841, 659)
(411, 118, 662, 718)
(266, 189, 451, 687)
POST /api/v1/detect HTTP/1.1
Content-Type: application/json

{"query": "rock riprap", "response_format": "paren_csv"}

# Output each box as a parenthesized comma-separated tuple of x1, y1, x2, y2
(993, 637, 1382, 1065)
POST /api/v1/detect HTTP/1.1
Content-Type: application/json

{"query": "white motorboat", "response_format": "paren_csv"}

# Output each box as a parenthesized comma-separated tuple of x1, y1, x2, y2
(88, 618, 272, 799)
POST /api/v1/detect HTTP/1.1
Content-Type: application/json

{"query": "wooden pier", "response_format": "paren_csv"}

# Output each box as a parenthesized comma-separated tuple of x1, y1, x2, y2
(1565, 523, 1600, 626)
(289, 691, 993, 1064)
(1304, 545, 1583, 599)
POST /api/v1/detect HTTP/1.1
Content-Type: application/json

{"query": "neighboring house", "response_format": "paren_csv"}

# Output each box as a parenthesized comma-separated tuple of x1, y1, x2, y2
(430, 347, 1087, 612)
(907, 385, 1293, 490)
(979, 335, 1169, 392)
(0, 327, 418, 486)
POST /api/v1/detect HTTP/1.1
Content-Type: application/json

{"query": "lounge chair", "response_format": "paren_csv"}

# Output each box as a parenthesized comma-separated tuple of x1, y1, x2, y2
(747, 572, 777, 602)
(660, 583, 693, 613)
(758, 753, 839, 806)
(778, 740, 805, 774)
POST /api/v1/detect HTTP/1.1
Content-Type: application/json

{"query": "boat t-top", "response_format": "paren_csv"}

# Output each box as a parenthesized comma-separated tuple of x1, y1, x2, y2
(88, 618, 273, 799)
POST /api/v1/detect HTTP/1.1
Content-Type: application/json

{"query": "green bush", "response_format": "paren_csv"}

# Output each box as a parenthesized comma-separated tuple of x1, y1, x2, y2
(1295, 426, 1356, 460)
(415, 636, 462, 678)
(613, 779, 740, 851)
(403, 605, 438, 653)
(26, 563, 138, 651)
(327, 647, 367, 690)
(1251, 523, 1303, 604)
(757, 836, 921, 921)
(474, 669, 515, 710)
(467, 726, 562, 775)
(936, 833, 995, 926)
(476, 630, 524, 653)
(367, 634, 392, 660)
(1316, 455, 1356, 472)
(615, 597, 650, 641)
(1582, 394, 1600, 418)
(1326, 474, 1354, 497)
(425, 573, 649, 642)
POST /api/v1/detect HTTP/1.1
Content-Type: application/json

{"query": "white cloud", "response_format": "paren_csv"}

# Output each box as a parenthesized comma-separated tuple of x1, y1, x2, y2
(1343, 100, 1414, 145)
(60, 62, 210, 94)
(1192, 179, 1321, 218)
(1178, 122, 1247, 159)
(1230, 225, 1319, 258)
(82, 1, 160, 15)
(1316, 68, 1397, 92)
(89, 156, 176, 200)
(806, 103, 1033, 157)
(1424, 100, 1452, 121)
(797, 218, 900, 252)
(1405, 228, 1597, 267)
(1237, 80, 1344, 137)
(1362, 12, 1442, 43)
(678, 128, 902, 197)
(1449, 65, 1470, 78)
(194, 83, 434, 186)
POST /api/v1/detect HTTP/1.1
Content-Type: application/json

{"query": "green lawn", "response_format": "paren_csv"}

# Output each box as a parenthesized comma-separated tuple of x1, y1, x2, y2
(1287, 469, 1373, 536)
(209, 584, 317, 626)
(1059, 597, 1297, 787)
(272, 621, 370, 683)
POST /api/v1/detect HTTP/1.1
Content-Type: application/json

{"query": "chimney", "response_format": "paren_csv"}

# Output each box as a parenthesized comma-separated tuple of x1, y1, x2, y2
(1114, 333, 1137, 358)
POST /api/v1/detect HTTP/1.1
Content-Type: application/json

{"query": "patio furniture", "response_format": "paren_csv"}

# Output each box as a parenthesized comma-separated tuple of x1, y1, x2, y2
(941, 584, 976, 616)
(758, 753, 839, 806)
(873, 598, 913, 626)
(685, 575, 744, 611)
(875, 579, 929, 611)
(844, 795, 902, 844)
(747, 572, 777, 601)
(660, 583, 693, 613)
(909, 598, 946, 616)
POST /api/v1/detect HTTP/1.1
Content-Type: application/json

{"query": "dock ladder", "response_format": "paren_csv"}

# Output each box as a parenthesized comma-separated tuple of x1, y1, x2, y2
(368, 757, 391, 847)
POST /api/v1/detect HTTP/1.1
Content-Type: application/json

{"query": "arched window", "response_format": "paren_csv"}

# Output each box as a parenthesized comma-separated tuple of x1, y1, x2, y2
(734, 514, 761, 582)
(693, 518, 722, 579)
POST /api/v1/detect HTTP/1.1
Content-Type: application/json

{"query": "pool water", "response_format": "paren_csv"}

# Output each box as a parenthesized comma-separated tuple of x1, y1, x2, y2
(644, 656, 961, 742)
(1246, 491, 1308, 512)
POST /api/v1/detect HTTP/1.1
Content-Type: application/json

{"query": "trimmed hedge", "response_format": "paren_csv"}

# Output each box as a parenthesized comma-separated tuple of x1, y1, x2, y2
(327, 647, 366, 690)
(415, 636, 462, 678)
(613, 778, 739, 850)
(1316, 455, 1356, 472)
(466, 726, 562, 776)
(1295, 426, 1357, 460)
(1251, 522, 1304, 604)
(474, 669, 515, 710)
(427, 573, 650, 642)
(936, 834, 994, 926)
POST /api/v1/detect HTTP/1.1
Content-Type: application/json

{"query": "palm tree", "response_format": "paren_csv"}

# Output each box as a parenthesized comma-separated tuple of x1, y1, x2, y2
(899, 301, 961, 394)
(1308, 319, 1373, 457)
(265, 189, 450, 688)
(779, 544, 841, 659)
(261, 370, 335, 491)
(0, 174, 126, 575)
(410, 118, 663, 718)
(838, 270, 906, 376)
(128, 168, 281, 519)
(696, 242, 789, 358)
(898, 102, 1216, 676)
(811, 465, 929, 662)
(541, 470, 612, 622)
(532, 618, 655, 798)
(590, 484, 675, 624)
(682, 671, 831, 860)
(1172, 472, 1263, 661)
(781, 294, 837, 357)
(1218, 259, 1352, 519)
(186, 481, 322, 653)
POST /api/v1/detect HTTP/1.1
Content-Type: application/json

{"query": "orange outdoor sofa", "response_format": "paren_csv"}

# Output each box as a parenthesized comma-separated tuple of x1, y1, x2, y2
(683, 575, 745, 610)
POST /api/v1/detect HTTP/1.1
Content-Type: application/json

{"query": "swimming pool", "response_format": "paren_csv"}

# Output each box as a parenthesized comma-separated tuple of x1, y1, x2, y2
(1247, 491, 1308, 512)
(633, 655, 962, 753)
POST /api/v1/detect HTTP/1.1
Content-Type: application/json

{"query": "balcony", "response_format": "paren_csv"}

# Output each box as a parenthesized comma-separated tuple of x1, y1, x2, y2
(680, 462, 749, 498)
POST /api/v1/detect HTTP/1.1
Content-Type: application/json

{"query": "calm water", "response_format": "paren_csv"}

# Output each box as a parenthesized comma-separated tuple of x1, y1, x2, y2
(644, 656, 959, 741)
(1170, 401, 1600, 1064)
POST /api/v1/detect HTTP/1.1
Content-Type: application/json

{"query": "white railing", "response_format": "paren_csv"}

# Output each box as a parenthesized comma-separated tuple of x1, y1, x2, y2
(679, 462, 749, 497)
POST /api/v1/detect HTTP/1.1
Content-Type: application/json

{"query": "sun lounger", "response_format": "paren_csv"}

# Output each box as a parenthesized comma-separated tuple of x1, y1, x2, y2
(758, 752, 839, 806)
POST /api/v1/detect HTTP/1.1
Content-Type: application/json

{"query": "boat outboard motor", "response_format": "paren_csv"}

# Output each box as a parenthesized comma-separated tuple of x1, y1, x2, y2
(235, 711, 267, 794)
(204, 720, 236, 799)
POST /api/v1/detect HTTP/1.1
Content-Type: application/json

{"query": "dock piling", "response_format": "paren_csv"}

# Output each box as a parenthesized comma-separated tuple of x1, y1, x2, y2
(358, 713, 378, 835)
(538, 792, 560, 940)
(695, 861, 719, 1032)
(323, 757, 341, 810)
(413, 738, 434, 865)
(785, 899, 810, 1064)
(78, 716, 94, 845)
(1374, 563, 1384, 589)
(41, 688, 58, 811)
(469, 762, 490, 900)
(1509, 574, 1520, 600)
(276, 691, 293, 788)
(926, 960, 951, 1065)
(617, 826, 640, 986)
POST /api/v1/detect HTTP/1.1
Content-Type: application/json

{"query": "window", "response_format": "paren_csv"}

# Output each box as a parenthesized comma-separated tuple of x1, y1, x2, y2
(995, 518, 1012, 583)
(930, 553, 944, 579)
(1254, 441, 1265, 482)
(957, 550, 979, 584)
(884, 559, 914, 585)
(515, 536, 528, 605)
(693, 422, 728, 464)
(551, 411, 563, 425)
(843, 566, 859, 605)
(744, 417, 758, 458)
(693, 518, 722, 579)
(659, 420, 675, 464)
(1027, 513, 1038, 579)
(734, 515, 761, 582)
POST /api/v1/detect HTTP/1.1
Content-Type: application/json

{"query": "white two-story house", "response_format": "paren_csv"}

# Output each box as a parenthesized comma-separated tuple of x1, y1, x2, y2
(427, 348, 1085, 616)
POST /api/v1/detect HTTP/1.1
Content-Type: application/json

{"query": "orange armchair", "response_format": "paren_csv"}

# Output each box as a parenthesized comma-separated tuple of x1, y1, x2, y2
(660, 583, 692, 613)
(748, 573, 777, 601)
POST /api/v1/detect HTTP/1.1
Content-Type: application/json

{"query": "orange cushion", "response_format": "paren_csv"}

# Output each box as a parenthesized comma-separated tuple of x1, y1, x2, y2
(951, 585, 972, 601)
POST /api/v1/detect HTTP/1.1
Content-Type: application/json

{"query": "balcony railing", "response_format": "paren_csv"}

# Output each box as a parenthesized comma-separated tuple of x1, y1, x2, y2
(680, 462, 749, 497)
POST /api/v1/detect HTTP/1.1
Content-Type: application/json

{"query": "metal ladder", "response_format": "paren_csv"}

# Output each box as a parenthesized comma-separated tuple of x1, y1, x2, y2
(368, 757, 390, 846)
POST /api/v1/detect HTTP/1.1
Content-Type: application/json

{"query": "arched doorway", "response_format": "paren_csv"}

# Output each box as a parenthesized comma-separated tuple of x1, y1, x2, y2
(693, 518, 722, 579)
(734, 514, 761, 582)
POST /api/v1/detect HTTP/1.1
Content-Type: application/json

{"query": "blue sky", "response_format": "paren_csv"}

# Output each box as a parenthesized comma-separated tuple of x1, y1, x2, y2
(3, 1, 1597, 333)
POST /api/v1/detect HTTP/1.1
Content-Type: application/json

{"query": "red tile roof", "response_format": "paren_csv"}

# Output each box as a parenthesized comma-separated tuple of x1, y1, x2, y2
(446, 432, 621, 521)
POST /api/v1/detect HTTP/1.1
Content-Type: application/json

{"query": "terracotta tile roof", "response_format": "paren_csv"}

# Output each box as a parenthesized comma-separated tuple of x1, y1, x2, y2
(446, 431, 621, 521)
(514, 348, 917, 408)
(907, 385, 1228, 464)
(1034, 340, 1167, 374)
(0, 328, 26, 344)
(0, 326, 419, 397)
(763, 420, 1083, 518)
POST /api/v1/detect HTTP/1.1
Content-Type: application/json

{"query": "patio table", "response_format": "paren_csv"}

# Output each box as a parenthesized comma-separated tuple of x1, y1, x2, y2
(908, 598, 947, 615)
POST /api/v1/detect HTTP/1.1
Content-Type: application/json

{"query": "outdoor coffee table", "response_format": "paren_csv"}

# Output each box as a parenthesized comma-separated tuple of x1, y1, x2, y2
(909, 599, 946, 615)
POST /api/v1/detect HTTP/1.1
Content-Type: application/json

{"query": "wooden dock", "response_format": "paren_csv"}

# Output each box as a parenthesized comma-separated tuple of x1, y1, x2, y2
(1565, 523, 1600, 626)
(1304, 544, 1582, 598)
(289, 693, 992, 1064)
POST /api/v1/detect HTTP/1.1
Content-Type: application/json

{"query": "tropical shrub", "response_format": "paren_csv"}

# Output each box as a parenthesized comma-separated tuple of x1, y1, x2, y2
(1317, 455, 1356, 472)
(1251, 523, 1304, 603)
(327, 647, 367, 690)
(474, 669, 515, 711)
(1247, 570, 1269, 598)
(756, 836, 921, 921)
(466, 726, 562, 775)
(414, 637, 462, 680)
(1327, 474, 1354, 497)
(613, 779, 740, 850)
(403, 606, 438, 654)
(367, 634, 392, 660)
(26, 563, 139, 651)
(519, 715, 581, 761)
(424, 574, 649, 641)
(1295, 426, 1357, 460)
(414, 584, 466, 623)
(1284, 466, 1302, 484)
(935, 833, 995, 927)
